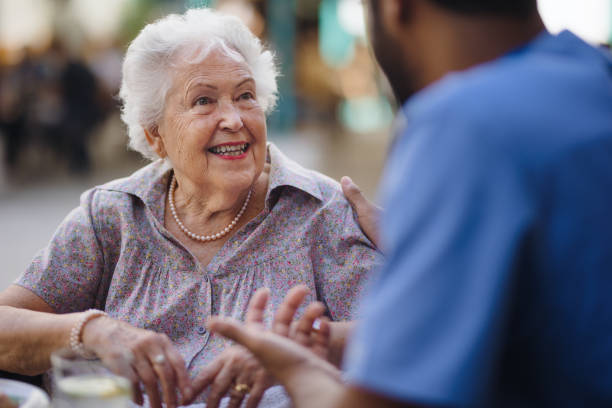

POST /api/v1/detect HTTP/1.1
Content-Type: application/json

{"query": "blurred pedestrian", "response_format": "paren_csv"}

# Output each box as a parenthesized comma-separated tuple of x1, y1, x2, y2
(56, 56, 103, 173)
(0, 50, 36, 171)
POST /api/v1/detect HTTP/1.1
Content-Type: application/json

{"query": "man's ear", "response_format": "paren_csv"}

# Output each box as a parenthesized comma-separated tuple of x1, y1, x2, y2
(144, 126, 167, 158)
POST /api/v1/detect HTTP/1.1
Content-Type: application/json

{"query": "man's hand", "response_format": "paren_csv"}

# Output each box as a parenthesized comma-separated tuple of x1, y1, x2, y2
(208, 288, 416, 408)
(341, 176, 382, 249)
(207, 315, 343, 384)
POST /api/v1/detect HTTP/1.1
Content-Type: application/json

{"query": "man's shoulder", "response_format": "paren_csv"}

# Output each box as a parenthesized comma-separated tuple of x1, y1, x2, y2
(414, 30, 609, 118)
(403, 32, 612, 167)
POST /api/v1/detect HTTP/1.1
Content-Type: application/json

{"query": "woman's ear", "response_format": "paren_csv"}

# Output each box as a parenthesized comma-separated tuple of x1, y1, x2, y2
(144, 127, 167, 158)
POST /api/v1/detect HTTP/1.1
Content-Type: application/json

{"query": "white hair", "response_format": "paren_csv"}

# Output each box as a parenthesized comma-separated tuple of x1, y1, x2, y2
(119, 8, 278, 160)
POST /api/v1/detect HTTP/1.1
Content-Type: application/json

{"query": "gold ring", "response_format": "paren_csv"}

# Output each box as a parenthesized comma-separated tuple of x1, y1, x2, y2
(233, 383, 250, 394)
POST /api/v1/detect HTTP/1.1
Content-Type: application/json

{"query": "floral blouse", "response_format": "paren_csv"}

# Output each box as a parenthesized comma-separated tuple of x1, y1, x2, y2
(17, 143, 383, 404)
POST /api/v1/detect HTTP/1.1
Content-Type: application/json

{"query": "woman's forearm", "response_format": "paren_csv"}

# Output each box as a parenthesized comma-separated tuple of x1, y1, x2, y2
(0, 306, 80, 375)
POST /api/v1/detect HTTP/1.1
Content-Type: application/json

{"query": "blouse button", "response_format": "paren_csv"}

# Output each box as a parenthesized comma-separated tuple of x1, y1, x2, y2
(196, 326, 207, 335)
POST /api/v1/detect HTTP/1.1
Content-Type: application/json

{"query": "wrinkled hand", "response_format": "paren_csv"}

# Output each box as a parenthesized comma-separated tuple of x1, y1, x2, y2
(206, 289, 342, 397)
(188, 345, 272, 408)
(274, 285, 332, 360)
(81, 316, 191, 408)
(341, 176, 382, 249)
(188, 285, 331, 406)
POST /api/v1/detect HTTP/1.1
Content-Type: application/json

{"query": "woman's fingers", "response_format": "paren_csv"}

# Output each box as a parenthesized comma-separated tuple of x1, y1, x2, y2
(131, 382, 144, 406)
(207, 347, 261, 408)
(291, 301, 326, 345)
(206, 357, 243, 408)
(148, 347, 178, 408)
(226, 375, 251, 408)
(272, 285, 310, 336)
(85, 318, 189, 408)
(139, 333, 189, 408)
(162, 341, 192, 404)
(131, 352, 163, 408)
(311, 316, 332, 359)
(244, 370, 270, 408)
(101, 351, 143, 405)
(245, 287, 270, 324)
(188, 357, 224, 404)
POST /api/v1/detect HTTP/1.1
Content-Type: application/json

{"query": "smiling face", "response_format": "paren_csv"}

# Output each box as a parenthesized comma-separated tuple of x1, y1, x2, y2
(147, 46, 267, 198)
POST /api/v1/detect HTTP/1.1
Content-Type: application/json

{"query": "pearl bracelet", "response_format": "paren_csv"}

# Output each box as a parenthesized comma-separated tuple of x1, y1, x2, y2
(69, 309, 108, 358)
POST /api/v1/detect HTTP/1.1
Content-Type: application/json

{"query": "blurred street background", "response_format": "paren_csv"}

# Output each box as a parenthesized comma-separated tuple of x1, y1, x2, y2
(1, 0, 611, 289)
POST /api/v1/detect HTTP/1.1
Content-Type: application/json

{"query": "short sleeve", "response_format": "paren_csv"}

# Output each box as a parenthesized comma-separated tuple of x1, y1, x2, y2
(16, 189, 106, 313)
(312, 192, 384, 321)
(344, 110, 535, 406)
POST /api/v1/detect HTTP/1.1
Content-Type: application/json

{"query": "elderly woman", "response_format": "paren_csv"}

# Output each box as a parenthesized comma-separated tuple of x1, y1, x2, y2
(0, 8, 382, 408)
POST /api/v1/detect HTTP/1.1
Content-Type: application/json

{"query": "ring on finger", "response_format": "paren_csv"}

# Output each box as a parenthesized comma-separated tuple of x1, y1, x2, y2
(152, 354, 166, 365)
(233, 383, 250, 395)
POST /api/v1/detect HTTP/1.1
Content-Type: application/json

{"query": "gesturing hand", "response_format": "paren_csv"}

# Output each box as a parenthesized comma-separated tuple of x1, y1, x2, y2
(187, 285, 332, 407)
(270, 285, 332, 360)
(206, 288, 343, 403)
(81, 316, 192, 408)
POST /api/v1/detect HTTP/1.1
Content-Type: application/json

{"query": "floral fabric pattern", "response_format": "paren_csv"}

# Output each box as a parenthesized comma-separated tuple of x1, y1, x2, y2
(17, 143, 383, 402)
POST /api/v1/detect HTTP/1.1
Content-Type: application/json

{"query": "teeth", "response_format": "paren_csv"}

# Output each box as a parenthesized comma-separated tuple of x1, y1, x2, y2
(210, 143, 248, 155)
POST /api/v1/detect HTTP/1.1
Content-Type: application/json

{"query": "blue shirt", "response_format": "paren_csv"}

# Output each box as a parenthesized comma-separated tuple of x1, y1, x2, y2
(344, 31, 612, 407)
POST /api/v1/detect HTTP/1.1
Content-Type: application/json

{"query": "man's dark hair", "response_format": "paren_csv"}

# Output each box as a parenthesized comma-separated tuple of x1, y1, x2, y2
(427, 0, 537, 17)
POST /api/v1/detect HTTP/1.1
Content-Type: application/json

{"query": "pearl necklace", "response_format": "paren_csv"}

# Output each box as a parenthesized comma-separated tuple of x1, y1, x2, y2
(168, 174, 252, 242)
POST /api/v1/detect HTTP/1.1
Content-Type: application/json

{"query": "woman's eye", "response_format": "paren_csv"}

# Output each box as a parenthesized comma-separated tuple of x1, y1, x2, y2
(195, 96, 212, 106)
(239, 92, 254, 100)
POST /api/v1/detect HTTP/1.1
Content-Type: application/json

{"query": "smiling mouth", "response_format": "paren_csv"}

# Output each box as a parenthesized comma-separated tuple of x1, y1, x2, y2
(208, 142, 250, 157)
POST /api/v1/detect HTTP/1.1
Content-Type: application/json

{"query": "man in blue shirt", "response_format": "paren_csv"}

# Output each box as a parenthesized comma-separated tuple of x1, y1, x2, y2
(207, 0, 612, 407)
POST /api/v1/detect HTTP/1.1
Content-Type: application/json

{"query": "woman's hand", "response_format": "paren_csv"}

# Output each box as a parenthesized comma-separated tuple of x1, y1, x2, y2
(271, 285, 353, 367)
(206, 289, 343, 404)
(272, 285, 332, 360)
(208, 318, 344, 408)
(81, 316, 192, 408)
(188, 285, 330, 407)
(189, 345, 273, 408)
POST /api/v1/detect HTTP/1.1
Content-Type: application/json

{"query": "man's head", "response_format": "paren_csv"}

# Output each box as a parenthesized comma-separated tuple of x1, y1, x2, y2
(425, 0, 537, 17)
(365, 0, 540, 104)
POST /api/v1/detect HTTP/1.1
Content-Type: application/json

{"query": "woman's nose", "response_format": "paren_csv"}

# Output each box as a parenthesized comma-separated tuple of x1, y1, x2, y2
(218, 101, 243, 132)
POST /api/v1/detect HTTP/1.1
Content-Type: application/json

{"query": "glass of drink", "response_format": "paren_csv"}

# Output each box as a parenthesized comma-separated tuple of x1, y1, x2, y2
(50, 348, 131, 408)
